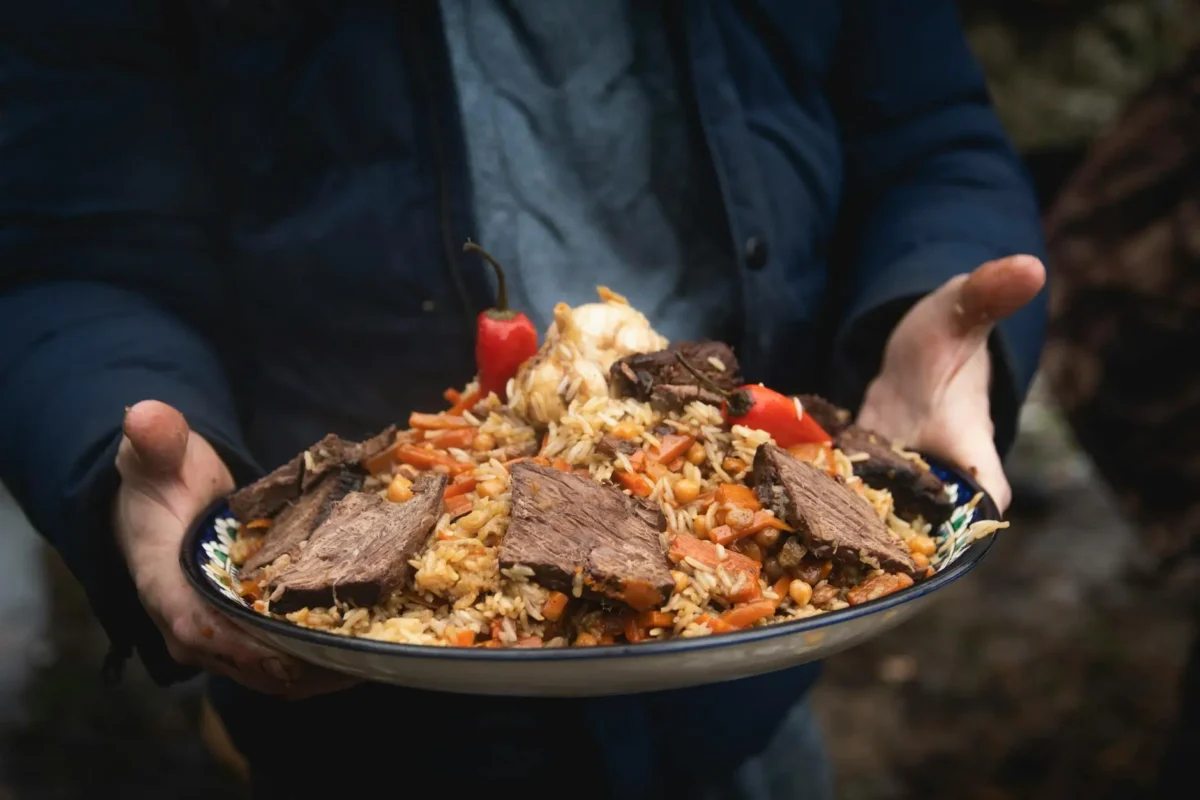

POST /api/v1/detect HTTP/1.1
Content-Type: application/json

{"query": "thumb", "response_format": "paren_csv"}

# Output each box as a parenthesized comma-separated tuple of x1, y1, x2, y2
(952, 254, 1046, 340)
(122, 400, 190, 478)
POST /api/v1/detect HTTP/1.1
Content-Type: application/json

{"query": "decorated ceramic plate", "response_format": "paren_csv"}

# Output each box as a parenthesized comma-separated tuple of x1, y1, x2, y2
(180, 455, 1001, 698)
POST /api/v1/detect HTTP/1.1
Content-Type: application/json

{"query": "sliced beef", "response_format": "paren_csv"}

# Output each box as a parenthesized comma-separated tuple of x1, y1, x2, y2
(500, 462, 674, 612)
(301, 424, 397, 491)
(751, 444, 920, 578)
(226, 425, 395, 523)
(794, 394, 954, 527)
(795, 394, 853, 437)
(609, 340, 741, 407)
(267, 473, 447, 614)
(596, 435, 638, 458)
(833, 426, 955, 528)
(240, 468, 363, 575)
(228, 454, 304, 523)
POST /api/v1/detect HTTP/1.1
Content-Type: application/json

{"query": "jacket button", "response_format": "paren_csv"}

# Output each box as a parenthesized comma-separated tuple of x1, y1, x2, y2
(744, 236, 768, 270)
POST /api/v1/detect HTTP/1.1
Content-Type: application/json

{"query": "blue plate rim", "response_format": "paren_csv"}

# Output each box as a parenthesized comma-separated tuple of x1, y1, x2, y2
(180, 454, 1001, 663)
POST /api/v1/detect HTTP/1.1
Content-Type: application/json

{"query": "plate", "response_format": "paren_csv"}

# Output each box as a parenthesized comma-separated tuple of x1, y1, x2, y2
(181, 456, 1001, 697)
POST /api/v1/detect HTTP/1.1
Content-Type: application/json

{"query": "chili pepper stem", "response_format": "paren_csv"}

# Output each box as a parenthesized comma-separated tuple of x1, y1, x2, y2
(464, 240, 510, 312)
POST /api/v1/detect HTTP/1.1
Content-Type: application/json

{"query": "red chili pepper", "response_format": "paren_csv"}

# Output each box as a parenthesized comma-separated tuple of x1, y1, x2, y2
(464, 241, 539, 401)
(723, 384, 832, 447)
(674, 353, 832, 447)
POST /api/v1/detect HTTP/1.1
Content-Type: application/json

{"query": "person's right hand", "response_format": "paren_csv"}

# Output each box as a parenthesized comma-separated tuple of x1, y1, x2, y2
(114, 400, 355, 699)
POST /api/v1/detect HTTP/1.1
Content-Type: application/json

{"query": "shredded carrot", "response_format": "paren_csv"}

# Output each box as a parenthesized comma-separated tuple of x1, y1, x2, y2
(552, 458, 572, 472)
(448, 628, 476, 647)
(710, 525, 739, 547)
(395, 444, 474, 475)
(717, 599, 777, 630)
(742, 510, 794, 536)
(668, 535, 762, 602)
(627, 450, 647, 472)
(637, 610, 674, 629)
(644, 461, 668, 482)
(652, 434, 696, 465)
(771, 577, 792, 608)
(244, 518, 272, 531)
(427, 428, 475, 450)
(445, 494, 473, 517)
(624, 616, 647, 643)
(705, 616, 735, 633)
(615, 470, 653, 497)
(443, 477, 478, 499)
(542, 591, 570, 622)
(443, 387, 463, 405)
(449, 388, 481, 416)
(409, 412, 469, 430)
(789, 442, 837, 476)
(667, 457, 685, 472)
(362, 440, 401, 475)
(716, 483, 761, 511)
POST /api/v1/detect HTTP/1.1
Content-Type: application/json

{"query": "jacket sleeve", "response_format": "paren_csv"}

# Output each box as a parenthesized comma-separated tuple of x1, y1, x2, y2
(0, 7, 261, 685)
(828, 0, 1048, 458)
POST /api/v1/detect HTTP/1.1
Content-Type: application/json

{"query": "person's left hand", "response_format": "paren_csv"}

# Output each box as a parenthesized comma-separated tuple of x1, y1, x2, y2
(855, 255, 1046, 514)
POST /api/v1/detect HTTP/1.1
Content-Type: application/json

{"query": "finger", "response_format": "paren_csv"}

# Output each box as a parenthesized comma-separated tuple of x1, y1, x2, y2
(920, 420, 1012, 515)
(955, 255, 1046, 336)
(122, 400, 190, 477)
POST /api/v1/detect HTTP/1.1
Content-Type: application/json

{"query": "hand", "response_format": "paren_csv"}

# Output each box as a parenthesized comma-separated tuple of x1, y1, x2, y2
(114, 400, 355, 699)
(856, 255, 1047, 513)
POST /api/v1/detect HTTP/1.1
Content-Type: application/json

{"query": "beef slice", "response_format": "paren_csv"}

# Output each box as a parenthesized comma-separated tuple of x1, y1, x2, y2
(500, 462, 674, 612)
(240, 468, 364, 575)
(610, 340, 741, 406)
(751, 444, 920, 578)
(833, 426, 955, 528)
(266, 473, 446, 614)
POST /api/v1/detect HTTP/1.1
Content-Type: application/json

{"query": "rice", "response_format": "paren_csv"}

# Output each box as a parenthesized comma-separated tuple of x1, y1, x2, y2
(228, 352, 990, 649)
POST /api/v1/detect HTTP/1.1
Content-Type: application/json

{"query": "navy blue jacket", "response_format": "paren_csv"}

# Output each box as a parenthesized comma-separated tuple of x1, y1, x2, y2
(0, 0, 1046, 794)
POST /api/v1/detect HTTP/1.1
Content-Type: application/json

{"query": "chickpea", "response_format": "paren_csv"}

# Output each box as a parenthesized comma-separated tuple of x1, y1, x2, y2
(753, 528, 782, 550)
(693, 516, 711, 539)
(788, 579, 813, 607)
(673, 478, 700, 505)
(386, 475, 414, 503)
(911, 551, 930, 570)
(671, 570, 690, 594)
(612, 420, 640, 440)
(574, 632, 599, 647)
(472, 432, 496, 452)
(476, 479, 507, 499)
(726, 507, 754, 530)
(685, 442, 707, 465)
(722, 456, 747, 474)
(910, 535, 937, 557)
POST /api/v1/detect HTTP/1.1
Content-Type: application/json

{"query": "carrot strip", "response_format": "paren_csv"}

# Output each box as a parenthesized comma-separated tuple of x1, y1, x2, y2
(717, 599, 776, 630)
(637, 610, 674, 629)
(427, 428, 475, 450)
(771, 577, 792, 609)
(542, 591, 569, 622)
(627, 450, 647, 472)
(409, 412, 469, 430)
(445, 494, 473, 517)
(395, 444, 473, 475)
(244, 518, 272, 531)
(552, 458, 573, 472)
(443, 387, 463, 405)
(448, 628, 476, 647)
(624, 616, 647, 643)
(652, 434, 696, 465)
(449, 389, 481, 416)
(716, 483, 761, 511)
(668, 535, 762, 603)
(615, 470, 653, 497)
(443, 477, 478, 499)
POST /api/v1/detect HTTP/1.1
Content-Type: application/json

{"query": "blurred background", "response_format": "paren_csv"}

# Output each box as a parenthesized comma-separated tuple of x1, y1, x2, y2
(0, 1, 1198, 797)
